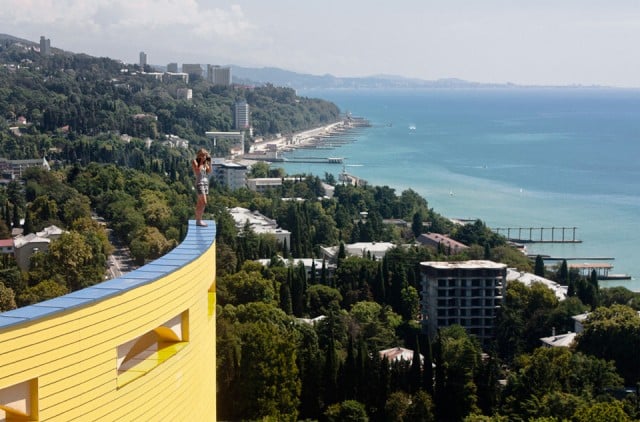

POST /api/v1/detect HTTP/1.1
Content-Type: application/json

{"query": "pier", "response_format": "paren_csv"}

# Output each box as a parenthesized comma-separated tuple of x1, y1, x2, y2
(568, 262, 631, 280)
(493, 226, 581, 244)
(283, 156, 344, 164)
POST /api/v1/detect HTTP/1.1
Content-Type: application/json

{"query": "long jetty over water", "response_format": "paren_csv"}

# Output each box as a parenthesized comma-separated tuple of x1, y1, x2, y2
(492, 226, 582, 243)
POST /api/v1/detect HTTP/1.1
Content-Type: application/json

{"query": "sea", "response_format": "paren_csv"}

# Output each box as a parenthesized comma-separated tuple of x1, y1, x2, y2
(279, 88, 640, 292)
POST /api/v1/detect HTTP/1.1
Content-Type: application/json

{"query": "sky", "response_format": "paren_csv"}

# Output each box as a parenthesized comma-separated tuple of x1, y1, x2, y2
(2, 0, 640, 87)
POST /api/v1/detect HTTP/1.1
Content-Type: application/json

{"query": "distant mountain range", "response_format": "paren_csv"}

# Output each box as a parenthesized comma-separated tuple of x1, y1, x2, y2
(229, 65, 513, 90)
(0, 33, 601, 90)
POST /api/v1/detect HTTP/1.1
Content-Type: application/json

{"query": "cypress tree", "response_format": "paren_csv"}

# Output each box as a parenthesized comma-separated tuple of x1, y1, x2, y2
(12, 205, 19, 228)
(433, 331, 446, 420)
(410, 338, 422, 393)
(589, 269, 600, 292)
(422, 333, 434, 394)
(279, 280, 293, 315)
(337, 241, 346, 260)
(559, 259, 569, 285)
(310, 259, 317, 285)
(323, 337, 339, 406)
(342, 336, 357, 400)
(23, 211, 34, 234)
(483, 243, 491, 260)
(320, 258, 327, 285)
(412, 211, 423, 238)
(4, 201, 11, 229)
(534, 255, 546, 277)
(355, 338, 368, 403)
(374, 261, 386, 302)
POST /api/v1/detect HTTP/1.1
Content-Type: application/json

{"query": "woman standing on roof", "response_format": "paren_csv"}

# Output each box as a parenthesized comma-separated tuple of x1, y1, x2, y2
(192, 148, 211, 227)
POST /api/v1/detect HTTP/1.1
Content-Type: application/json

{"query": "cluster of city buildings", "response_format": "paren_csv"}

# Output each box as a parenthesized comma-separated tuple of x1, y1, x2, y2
(138, 51, 232, 87)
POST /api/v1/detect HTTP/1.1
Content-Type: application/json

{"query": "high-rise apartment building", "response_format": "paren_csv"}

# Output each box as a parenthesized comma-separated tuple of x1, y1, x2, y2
(139, 51, 147, 68)
(40, 36, 51, 55)
(420, 260, 507, 342)
(182, 64, 203, 78)
(234, 101, 250, 130)
(167, 62, 178, 73)
(207, 65, 232, 86)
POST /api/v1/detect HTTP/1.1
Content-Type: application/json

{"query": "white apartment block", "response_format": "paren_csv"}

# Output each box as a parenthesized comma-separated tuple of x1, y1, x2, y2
(234, 101, 250, 130)
(207, 65, 232, 86)
(211, 161, 248, 190)
(420, 260, 507, 342)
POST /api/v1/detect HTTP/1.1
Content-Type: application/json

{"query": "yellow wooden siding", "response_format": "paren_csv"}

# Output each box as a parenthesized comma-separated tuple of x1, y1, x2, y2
(0, 221, 216, 421)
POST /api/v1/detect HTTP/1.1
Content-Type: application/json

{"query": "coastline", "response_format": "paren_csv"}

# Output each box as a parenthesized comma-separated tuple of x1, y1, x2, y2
(246, 116, 370, 161)
(276, 88, 640, 290)
(249, 121, 345, 155)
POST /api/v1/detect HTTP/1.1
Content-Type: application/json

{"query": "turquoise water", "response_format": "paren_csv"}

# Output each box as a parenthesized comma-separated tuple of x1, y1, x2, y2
(283, 88, 640, 291)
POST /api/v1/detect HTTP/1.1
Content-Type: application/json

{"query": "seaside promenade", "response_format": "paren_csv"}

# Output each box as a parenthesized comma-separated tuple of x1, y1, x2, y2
(249, 121, 346, 154)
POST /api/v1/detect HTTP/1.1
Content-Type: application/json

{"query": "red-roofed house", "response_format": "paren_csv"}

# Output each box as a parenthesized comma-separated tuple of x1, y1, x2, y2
(0, 238, 14, 255)
(417, 233, 468, 255)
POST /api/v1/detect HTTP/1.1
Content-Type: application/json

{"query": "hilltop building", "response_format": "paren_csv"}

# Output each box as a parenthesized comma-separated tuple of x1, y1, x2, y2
(139, 51, 147, 68)
(166, 62, 178, 73)
(182, 64, 203, 78)
(39, 36, 51, 55)
(420, 260, 507, 342)
(234, 100, 250, 130)
(207, 65, 232, 86)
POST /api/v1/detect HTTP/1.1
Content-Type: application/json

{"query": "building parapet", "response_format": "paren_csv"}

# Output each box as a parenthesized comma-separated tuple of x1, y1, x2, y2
(0, 220, 217, 421)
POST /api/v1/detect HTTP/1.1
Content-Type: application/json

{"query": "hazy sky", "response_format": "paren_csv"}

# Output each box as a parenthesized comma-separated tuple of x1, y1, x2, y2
(2, 0, 640, 87)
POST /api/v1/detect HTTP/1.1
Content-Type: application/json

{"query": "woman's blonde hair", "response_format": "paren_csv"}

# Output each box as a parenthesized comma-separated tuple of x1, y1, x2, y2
(196, 148, 209, 158)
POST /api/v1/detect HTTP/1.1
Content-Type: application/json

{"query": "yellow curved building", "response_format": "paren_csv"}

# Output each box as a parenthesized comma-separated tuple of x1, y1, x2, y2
(0, 221, 216, 421)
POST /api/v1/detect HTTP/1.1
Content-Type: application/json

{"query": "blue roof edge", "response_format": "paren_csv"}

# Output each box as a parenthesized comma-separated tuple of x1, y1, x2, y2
(0, 220, 216, 331)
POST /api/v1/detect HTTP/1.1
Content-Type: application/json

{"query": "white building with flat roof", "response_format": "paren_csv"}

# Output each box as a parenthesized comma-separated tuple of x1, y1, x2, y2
(320, 241, 397, 262)
(211, 161, 248, 190)
(228, 207, 291, 246)
(420, 260, 507, 342)
(506, 269, 568, 301)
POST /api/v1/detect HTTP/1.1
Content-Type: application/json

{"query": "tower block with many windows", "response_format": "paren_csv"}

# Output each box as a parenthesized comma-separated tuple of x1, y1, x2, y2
(420, 260, 507, 342)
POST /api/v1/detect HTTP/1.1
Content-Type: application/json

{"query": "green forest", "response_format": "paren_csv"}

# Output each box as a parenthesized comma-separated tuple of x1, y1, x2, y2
(1, 38, 640, 422)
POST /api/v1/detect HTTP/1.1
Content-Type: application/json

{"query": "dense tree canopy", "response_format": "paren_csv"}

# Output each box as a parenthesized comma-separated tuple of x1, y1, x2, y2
(1, 38, 639, 422)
